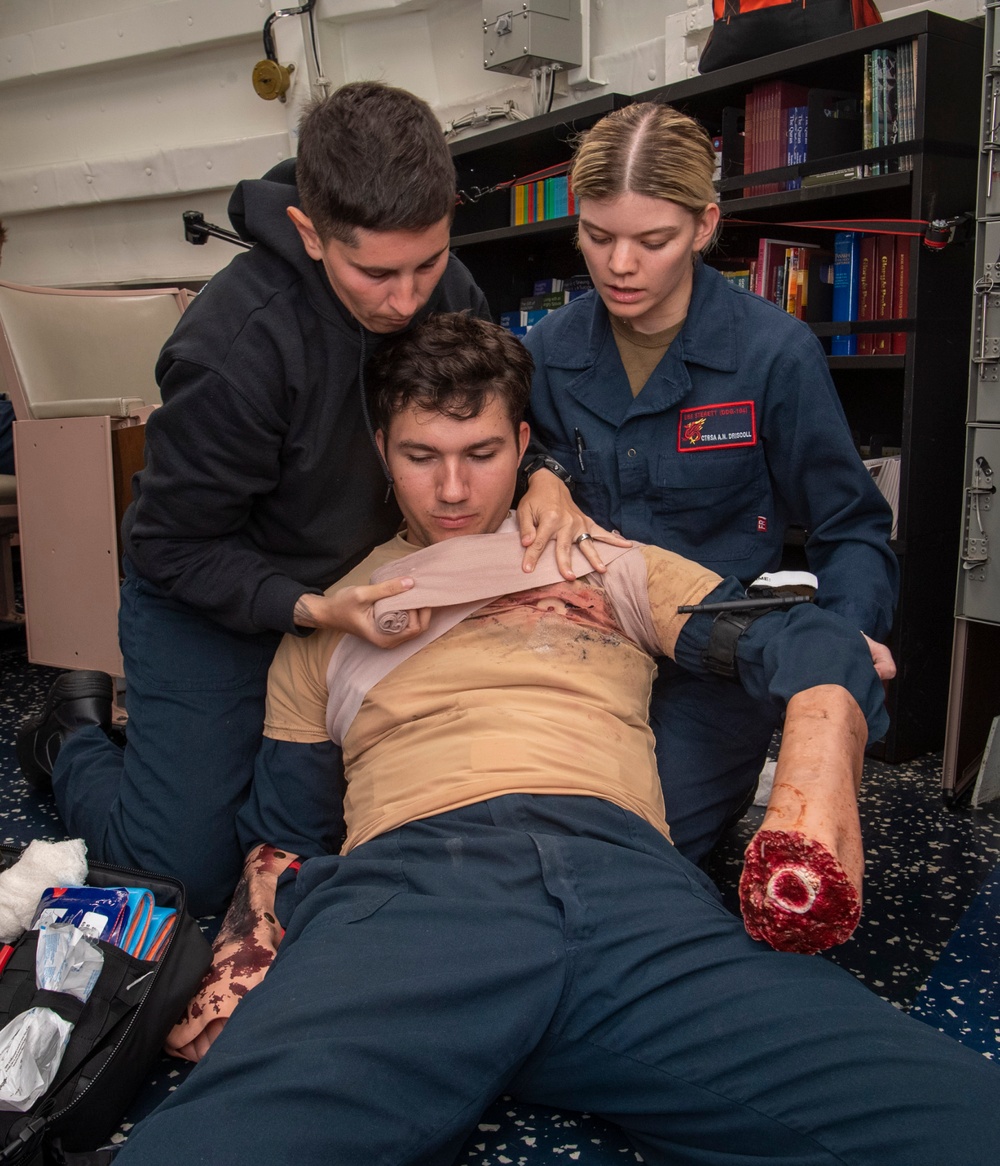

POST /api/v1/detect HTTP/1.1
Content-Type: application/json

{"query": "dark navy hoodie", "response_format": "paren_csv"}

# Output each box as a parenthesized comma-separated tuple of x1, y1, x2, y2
(122, 176, 489, 635)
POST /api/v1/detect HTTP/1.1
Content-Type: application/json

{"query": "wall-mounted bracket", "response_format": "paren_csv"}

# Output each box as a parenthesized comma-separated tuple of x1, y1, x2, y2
(974, 274, 1000, 381)
(963, 456, 996, 575)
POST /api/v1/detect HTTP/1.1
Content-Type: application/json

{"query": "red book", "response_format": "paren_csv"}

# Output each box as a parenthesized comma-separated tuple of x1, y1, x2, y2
(755, 238, 805, 302)
(754, 236, 768, 296)
(872, 234, 895, 355)
(761, 82, 776, 196)
(891, 238, 910, 354)
(745, 87, 759, 196)
(761, 82, 808, 196)
(745, 83, 784, 197)
(756, 82, 777, 196)
(857, 235, 878, 355)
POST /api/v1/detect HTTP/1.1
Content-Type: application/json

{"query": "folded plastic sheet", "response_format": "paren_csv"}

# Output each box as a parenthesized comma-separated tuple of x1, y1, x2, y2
(0, 923, 103, 1112)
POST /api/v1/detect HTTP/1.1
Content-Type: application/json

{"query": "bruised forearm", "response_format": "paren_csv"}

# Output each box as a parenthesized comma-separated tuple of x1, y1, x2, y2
(166, 844, 298, 1061)
(214, 843, 296, 951)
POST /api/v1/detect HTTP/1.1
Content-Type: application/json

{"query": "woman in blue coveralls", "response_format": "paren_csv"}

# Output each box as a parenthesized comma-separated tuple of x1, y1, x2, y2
(525, 103, 899, 863)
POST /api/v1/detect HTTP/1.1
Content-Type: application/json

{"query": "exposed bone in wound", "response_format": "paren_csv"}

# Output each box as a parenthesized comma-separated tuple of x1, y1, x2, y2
(741, 829, 860, 954)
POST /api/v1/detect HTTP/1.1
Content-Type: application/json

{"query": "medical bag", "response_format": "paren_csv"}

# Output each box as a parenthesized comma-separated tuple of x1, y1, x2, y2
(699, 0, 882, 74)
(0, 847, 211, 1166)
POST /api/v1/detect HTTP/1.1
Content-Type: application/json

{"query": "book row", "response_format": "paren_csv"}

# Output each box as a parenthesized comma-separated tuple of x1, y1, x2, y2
(719, 37, 917, 195)
(496, 229, 910, 355)
(716, 231, 910, 355)
(831, 230, 910, 356)
(720, 238, 834, 322)
(864, 42, 917, 176)
(511, 172, 577, 226)
(505, 42, 916, 230)
(500, 275, 593, 335)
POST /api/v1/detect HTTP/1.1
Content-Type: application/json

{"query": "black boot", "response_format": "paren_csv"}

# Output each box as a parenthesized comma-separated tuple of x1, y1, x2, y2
(16, 670, 115, 792)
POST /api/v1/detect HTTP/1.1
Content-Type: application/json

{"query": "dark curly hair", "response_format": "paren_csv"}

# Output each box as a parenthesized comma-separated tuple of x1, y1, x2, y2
(366, 312, 534, 434)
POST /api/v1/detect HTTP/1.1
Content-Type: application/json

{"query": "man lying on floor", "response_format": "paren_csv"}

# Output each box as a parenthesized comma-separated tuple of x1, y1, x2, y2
(117, 313, 999, 1166)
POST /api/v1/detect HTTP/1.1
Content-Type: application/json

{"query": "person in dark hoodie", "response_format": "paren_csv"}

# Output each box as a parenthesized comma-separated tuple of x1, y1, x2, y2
(16, 82, 607, 916)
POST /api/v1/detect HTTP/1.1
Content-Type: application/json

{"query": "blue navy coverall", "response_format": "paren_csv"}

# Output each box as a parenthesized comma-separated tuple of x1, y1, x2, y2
(525, 261, 898, 860)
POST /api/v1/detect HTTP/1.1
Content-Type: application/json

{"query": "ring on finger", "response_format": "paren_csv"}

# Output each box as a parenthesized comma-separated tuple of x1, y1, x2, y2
(574, 532, 594, 545)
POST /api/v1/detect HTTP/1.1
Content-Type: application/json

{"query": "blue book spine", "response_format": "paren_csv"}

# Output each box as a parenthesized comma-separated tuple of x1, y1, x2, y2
(785, 106, 807, 191)
(872, 48, 885, 176)
(832, 232, 860, 355)
(556, 175, 569, 217)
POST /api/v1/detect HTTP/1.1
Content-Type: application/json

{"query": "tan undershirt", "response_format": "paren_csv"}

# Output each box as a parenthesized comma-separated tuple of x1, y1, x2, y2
(265, 537, 721, 853)
(611, 315, 685, 397)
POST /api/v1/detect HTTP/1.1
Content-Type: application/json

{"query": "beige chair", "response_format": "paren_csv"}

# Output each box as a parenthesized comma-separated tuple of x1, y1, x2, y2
(0, 281, 189, 675)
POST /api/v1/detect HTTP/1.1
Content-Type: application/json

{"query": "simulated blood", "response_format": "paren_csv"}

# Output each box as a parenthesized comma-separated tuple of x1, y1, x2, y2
(739, 829, 860, 954)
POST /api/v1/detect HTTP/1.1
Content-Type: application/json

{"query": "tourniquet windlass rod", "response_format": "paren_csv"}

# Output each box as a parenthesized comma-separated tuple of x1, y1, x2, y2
(677, 595, 813, 614)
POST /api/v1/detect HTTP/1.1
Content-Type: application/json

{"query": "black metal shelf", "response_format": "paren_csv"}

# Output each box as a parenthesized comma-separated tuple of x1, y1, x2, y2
(721, 171, 912, 214)
(450, 173, 917, 250)
(451, 216, 576, 250)
(828, 355, 906, 370)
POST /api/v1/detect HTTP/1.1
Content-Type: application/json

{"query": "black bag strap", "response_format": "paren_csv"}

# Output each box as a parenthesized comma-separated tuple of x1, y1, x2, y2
(47, 944, 150, 1098)
(52, 1145, 117, 1166)
(0, 934, 142, 1055)
(0, 937, 84, 1028)
(28, 993, 83, 1027)
(0, 1114, 48, 1164)
(0, 936, 40, 1019)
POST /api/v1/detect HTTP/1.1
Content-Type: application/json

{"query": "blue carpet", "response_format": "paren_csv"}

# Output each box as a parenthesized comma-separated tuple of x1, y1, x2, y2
(910, 860, 1000, 1059)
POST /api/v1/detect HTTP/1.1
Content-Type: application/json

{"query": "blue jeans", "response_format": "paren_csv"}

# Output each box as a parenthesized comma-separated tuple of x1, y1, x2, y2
(52, 562, 280, 915)
(651, 661, 778, 862)
(117, 796, 1000, 1166)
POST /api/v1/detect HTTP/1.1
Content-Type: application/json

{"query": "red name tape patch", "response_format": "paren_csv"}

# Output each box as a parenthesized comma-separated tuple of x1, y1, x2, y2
(678, 401, 757, 452)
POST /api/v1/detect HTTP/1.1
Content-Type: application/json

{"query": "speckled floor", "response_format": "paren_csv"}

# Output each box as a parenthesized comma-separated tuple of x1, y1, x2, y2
(908, 860, 1000, 1057)
(703, 749, 1000, 1024)
(2, 615, 1000, 1162)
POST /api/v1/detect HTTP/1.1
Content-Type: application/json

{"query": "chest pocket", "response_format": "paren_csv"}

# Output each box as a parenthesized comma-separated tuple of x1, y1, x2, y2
(651, 448, 766, 564)
(550, 444, 616, 530)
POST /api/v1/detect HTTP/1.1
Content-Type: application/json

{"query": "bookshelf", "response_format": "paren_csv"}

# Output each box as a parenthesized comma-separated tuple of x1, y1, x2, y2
(450, 11, 983, 763)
